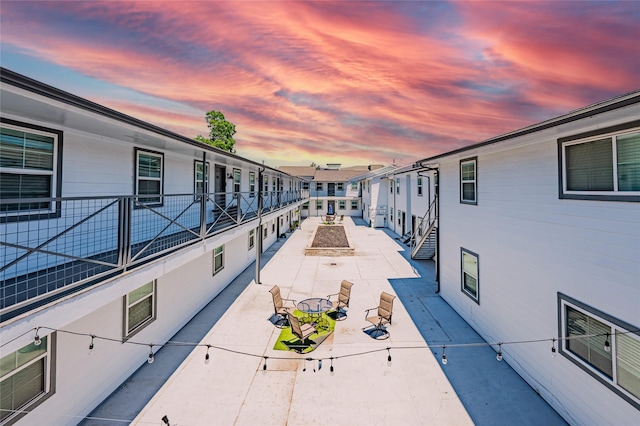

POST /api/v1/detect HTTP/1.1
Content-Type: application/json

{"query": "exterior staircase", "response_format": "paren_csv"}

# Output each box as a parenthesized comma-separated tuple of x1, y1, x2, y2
(410, 198, 437, 260)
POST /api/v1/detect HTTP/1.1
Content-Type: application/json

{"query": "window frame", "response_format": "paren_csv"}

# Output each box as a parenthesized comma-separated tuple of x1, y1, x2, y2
(460, 157, 477, 205)
(249, 171, 256, 197)
(350, 200, 358, 210)
(558, 293, 640, 409)
(558, 121, 640, 202)
(460, 248, 479, 303)
(135, 148, 164, 207)
(302, 181, 309, 190)
(0, 333, 56, 425)
(213, 245, 225, 275)
(0, 119, 63, 222)
(351, 181, 358, 191)
(316, 182, 323, 191)
(194, 160, 209, 195)
(248, 228, 255, 250)
(337, 182, 344, 191)
(395, 178, 400, 194)
(123, 280, 157, 339)
(263, 175, 269, 192)
(417, 176, 423, 196)
(316, 200, 323, 210)
(233, 168, 241, 193)
(338, 200, 346, 210)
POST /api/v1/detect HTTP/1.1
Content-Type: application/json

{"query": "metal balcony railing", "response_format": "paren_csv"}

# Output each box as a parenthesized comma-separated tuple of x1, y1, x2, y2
(0, 190, 307, 321)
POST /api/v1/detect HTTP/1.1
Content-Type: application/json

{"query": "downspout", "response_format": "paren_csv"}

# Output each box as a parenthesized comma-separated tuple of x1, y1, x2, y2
(256, 166, 265, 284)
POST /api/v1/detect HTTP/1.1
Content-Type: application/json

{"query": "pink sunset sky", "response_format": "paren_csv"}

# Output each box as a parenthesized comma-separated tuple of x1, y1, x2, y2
(1, 1, 639, 167)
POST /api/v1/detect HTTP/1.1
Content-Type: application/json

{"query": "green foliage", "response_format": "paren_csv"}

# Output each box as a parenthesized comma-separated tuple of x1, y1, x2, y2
(195, 110, 237, 153)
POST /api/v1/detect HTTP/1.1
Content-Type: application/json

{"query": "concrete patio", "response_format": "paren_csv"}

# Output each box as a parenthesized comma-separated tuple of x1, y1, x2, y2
(84, 217, 566, 426)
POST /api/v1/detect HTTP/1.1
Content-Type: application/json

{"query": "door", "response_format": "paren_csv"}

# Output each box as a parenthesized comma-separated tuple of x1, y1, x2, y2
(327, 200, 335, 215)
(328, 183, 336, 196)
(214, 165, 226, 209)
(401, 211, 406, 235)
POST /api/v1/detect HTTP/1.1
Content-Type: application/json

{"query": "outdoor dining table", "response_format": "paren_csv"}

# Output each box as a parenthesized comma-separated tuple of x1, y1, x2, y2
(297, 297, 333, 331)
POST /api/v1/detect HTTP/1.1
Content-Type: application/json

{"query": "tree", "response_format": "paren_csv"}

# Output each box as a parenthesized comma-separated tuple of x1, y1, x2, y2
(195, 110, 237, 153)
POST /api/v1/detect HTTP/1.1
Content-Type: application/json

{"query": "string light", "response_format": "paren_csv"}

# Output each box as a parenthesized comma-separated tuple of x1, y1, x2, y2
(148, 345, 154, 364)
(205, 345, 211, 364)
(604, 333, 611, 353)
(387, 347, 392, 366)
(22, 325, 639, 370)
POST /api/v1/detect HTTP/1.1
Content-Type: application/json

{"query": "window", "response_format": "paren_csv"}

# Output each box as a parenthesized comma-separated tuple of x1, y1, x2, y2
(396, 178, 400, 194)
(213, 245, 224, 275)
(263, 226, 268, 239)
(560, 126, 640, 201)
(302, 202, 309, 210)
(264, 175, 269, 192)
(194, 161, 209, 194)
(461, 249, 479, 303)
(339, 200, 346, 210)
(249, 172, 256, 197)
(316, 182, 323, 191)
(271, 221, 275, 233)
(390, 180, 393, 193)
(351, 181, 358, 191)
(337, 183, 344, 191)
(417, 176, 423, 196)
(351, 200, 358, 210)
(248, 229, 255, 250)
(316, 200, 323, 210)
(559, 293, 640, 408)
(460, 157, 477, 204)
(0, 334, 55, 424)
(302, 181, 309, 190)
(272, 178, 277, 192)
(1, 121, 61, 217)
(136, 149, 163, 205)
(390, 207, 393, 223)
(124, 281, 156, 338)
(233, 169, 241, 193)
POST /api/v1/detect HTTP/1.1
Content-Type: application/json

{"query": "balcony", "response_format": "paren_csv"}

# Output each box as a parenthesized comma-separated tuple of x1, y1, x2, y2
(1, 190, 307, 321)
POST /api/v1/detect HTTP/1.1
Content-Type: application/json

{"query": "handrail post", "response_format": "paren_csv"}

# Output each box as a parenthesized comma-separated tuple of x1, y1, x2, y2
(199, 152, 207, 238)
(118, 197, 132, 269)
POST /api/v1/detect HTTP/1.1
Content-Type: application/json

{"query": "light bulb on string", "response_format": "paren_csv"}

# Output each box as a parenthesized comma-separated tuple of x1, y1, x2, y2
(496, 343, 503, 362)
(148, 345, 155, 364)
(88, 335, 95, 353)
(205, 345, 211, 364)
(387, 347, 392, 366)
(604, 333, 611, 353)
(551, 338, 557, 357)
(34, 328, 41, 346)
(262, 356, 268, 372)
(330, 357, 334, 376)
(441, 346, 447, 365)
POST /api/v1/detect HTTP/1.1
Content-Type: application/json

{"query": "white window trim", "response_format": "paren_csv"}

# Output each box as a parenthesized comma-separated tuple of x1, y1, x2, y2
(0, 122, 60, 218)
(213, 245, 225, 275)
(338, 200, 346, 210)
(124, 281, 156, 339)
(233, 169, 241, 193)
(558, 293, 640, 409)
(0, 333, 56, 425)
(316, 200, 323, 209)
(194, 160, 209, 194)
(461, 248, 479, 303)
(460, 157, 477, 204)
(135, 149, 164, 206)
(417, 176, 423, 196)
(249, 171, 256, 197)
(561, 128, 640, 197)
(248, 229, 255, 250)
(350, 200, 358, 210)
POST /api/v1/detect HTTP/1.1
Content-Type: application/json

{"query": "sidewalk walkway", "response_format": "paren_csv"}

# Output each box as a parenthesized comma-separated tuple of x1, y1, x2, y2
(84, 217, 565, 425)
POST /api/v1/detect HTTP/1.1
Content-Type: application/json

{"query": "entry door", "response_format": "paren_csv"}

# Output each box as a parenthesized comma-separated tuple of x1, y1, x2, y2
(328, 183, 336, 196)
(401, 211, 406, 235)
(214, 165, 226, 209)
(327, 200, 335, 215)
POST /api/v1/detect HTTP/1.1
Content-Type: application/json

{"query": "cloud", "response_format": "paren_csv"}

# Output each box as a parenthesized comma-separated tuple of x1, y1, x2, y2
(1, 1, 638, 166)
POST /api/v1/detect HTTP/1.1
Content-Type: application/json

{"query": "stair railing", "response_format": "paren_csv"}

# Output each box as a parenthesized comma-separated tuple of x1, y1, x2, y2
(410, 197, 437, 258)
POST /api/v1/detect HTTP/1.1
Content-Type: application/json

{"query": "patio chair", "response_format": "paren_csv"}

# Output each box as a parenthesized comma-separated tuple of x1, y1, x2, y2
(269, 285, 296, 328)
(325, 214, 335, 224)
(363, 292, 396, 340)
(338, 215, 344, 223)
(327, 280, 354, 321)
(288, 315, 317, 352)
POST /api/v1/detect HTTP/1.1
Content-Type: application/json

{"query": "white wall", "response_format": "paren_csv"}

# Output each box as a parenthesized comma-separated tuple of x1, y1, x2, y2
(437, 114, 640, 425)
